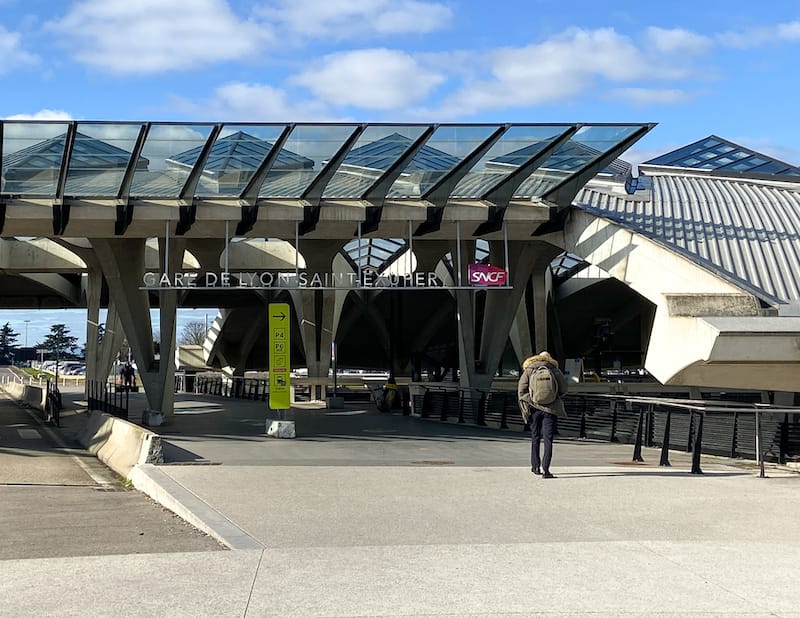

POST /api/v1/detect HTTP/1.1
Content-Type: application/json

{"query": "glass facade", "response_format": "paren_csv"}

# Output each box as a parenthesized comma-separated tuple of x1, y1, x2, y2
(644, 135, 800, 176)
(0, 121, 649, 201)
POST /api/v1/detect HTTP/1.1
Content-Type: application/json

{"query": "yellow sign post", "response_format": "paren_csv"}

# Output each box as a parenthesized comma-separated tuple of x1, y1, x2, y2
(268, 303, 291, 411)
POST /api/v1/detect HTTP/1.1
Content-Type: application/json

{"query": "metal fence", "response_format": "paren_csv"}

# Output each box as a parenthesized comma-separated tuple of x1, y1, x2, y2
(412, 385, 800, 475)
(193, 375, 270, 401)
(87, 380, 129, 420)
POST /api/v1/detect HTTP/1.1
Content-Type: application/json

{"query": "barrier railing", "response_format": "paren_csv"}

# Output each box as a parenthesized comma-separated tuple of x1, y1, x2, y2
(412, 385, 800, 476)
(87, 379, 129, 420)
(45, 380, 61, 427)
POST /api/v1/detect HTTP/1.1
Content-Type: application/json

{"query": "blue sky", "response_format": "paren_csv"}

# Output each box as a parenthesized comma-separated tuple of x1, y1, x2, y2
(2, 0, 799, 347)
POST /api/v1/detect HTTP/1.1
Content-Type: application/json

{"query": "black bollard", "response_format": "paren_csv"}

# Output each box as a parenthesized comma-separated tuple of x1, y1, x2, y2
(690, 411, 704, 474)
(632, 408, 645, 462)
(659, 409, 672, 467)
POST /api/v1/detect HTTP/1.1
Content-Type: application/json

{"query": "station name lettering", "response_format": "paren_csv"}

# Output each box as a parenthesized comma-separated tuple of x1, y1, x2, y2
(142, 271, 442, 289)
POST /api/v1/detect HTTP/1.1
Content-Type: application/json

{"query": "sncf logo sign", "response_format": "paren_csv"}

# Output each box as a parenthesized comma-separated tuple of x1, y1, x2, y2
(468, 263, 508, 286)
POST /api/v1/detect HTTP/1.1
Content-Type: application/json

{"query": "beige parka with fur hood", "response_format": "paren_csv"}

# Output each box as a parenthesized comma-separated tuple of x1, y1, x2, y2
(517, 351, 569, 420)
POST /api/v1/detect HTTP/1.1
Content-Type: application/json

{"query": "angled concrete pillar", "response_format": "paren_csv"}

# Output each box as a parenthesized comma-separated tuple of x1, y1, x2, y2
(290, 240, 345, 400)
(92, 237, 186, 423)
(84, 265, 125, 388)
(475, 241, 557, 388)
(509, 299, 534, 367)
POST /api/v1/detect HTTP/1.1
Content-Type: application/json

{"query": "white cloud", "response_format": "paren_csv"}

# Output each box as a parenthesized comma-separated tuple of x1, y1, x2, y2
(434, 27, 709, 116)
(5, 109, 73, 120)
(0, 25, 38, 74)
(45, 0, 272, 74)
(291, 49, 445, 110)
(606, 87, 695, 106)
(258, 0, 452, 39)
(776, 21, 800, 41)
(171, 82, 336, 122)
(644, 27, 712, 55)
(719, 21, 800, 49)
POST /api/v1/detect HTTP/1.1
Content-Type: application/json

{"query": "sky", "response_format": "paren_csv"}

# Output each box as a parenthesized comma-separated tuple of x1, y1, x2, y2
(2, 0, 800, 347)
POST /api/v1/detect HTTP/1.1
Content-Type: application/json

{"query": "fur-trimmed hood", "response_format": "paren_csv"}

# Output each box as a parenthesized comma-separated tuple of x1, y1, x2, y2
(522, 351, 559, 370)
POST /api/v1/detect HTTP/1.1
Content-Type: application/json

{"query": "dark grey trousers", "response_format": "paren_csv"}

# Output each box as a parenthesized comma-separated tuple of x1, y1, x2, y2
(530, 410, 557, 473)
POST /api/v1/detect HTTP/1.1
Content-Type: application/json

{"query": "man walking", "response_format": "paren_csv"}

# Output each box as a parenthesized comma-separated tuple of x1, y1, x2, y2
(517, 351, 569, 478)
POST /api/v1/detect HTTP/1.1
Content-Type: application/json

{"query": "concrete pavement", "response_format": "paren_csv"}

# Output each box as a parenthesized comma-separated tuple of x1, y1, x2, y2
(2, 387, 799, 616)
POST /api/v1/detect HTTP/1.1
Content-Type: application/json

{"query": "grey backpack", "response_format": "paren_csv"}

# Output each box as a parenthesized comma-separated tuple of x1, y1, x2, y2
(529, 365, 558, 405)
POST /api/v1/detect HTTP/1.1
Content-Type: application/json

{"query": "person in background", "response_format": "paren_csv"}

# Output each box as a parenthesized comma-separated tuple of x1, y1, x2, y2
(382, 375, 398, 412)
(123, 362, 134, 388)
(517, 351, 569, 479)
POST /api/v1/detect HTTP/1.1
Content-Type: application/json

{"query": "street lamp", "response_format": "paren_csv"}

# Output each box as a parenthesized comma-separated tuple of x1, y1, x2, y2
(24, 320, 29, 347)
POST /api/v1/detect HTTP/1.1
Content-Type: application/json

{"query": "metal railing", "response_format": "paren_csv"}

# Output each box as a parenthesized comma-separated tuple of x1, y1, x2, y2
(45, 380, 61, 427)
(87, 380, 129, 420)
(412, 385, 800, 476)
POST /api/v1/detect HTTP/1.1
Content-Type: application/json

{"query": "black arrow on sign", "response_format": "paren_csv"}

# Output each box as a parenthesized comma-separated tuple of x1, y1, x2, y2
(273, 311, 286, 320)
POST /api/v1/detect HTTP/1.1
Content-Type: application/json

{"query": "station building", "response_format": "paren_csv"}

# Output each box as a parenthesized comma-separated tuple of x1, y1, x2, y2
(0, 121, 798, 423)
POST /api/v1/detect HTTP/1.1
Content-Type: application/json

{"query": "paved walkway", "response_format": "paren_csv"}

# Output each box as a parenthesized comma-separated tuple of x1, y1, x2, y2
(2, 388, 799, 617)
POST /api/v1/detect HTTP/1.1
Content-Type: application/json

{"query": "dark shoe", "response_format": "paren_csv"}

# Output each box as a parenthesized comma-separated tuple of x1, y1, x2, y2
(531, 467, 542, 475)
(542, 472, 555, 479)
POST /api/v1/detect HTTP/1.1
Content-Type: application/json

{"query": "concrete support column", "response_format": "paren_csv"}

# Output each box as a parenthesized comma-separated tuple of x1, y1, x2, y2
(290, 240, 345, 401)
(530, 267, 551, 355)
(509, 299, 534, 368)
(474, 241, 547, 390)
(92, 237, 186, 423)
(83, 265, 125, 388)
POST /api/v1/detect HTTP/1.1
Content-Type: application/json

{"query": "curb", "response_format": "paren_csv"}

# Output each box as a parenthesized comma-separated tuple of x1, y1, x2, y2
(129, 464, 264, 551)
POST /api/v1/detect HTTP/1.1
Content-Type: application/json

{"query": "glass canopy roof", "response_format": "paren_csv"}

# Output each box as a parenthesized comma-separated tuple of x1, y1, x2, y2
(0, 121, 649, 201)
(643, 135, 800, 176)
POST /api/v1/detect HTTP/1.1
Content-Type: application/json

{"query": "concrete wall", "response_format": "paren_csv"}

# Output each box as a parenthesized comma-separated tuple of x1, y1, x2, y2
(76, 411, 163, 479)
(2, 382, 46, 410)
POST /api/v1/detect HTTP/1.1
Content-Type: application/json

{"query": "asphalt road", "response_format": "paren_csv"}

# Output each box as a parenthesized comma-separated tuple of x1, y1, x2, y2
(0, 386, 224, 560)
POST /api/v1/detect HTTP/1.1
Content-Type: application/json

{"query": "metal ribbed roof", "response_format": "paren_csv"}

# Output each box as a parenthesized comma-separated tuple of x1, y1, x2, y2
(575, 171, 800, 305)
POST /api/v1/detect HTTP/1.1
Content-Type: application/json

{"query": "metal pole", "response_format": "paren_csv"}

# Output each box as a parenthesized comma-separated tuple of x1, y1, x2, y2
(632, 408, 645, 462)
(295, 221, 300, 281)
(690, 411, 704, 474)
(659, 408, 672, 467)
(224, 220, 230, 274)
(456, 221, 462, 286)
(756, 410, 765, 478)
(503, 221, 509, 274)
(408, 220, 413, 274)
(164, 220, 169, 278)
(332, 340, 337, 397)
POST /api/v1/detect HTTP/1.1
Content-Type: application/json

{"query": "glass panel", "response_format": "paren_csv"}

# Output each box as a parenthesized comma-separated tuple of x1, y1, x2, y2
(451, 125, 573, 198)
(343, 238, 406, 271)
(259, 125, 359, 197)
(750, 161, 785, 174)
(64, 123, 143, 196)
(324, 125, 429, 198)
(516, 125, 640, 197)
(387, 125, 501, 197)
(130, 124, 217, 197)
(2, 122, 70, 195)
(194, 125, 289, 196)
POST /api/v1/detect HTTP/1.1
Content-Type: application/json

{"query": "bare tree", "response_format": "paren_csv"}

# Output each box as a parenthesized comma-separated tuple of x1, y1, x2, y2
(179, 320, 207, 345)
